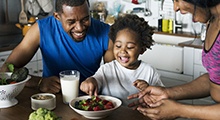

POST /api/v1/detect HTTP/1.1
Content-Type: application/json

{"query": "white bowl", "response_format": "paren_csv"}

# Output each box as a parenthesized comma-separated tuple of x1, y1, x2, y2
(31, 93, 56, 110)
(69, 95, 122, 119)
(0, 72, 31, 108)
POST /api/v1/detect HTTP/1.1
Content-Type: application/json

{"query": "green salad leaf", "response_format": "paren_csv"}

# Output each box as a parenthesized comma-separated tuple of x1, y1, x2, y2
(6, 63, 14, 72)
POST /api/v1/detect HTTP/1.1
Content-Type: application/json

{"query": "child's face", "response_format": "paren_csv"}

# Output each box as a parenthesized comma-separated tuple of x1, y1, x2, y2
(113, 28, 143, 69)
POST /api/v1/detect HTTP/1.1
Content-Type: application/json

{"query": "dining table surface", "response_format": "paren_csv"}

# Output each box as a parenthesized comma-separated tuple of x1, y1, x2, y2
(0, 87, 151, 120)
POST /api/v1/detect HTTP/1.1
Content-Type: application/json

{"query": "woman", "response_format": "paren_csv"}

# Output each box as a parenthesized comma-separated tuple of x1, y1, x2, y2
(127, 0, 220, 119)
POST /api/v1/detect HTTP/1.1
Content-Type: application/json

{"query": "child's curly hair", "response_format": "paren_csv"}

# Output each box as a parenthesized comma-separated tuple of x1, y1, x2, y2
(109, 14, 155, 49)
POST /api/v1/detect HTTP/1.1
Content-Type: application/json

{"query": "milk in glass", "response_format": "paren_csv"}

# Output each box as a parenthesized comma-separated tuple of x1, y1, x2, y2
(60, 70, 80, 104)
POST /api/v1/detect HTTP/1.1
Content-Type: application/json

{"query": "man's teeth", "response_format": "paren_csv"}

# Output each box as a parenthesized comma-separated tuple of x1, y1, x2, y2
(75, 33, 83, 36)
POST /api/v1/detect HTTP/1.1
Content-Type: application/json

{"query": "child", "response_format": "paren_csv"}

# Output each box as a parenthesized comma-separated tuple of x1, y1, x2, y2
(80, 14, 164, 106)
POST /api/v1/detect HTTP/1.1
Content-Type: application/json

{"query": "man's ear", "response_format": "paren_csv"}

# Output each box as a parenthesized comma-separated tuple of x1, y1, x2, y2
(53, 12, 61, 20)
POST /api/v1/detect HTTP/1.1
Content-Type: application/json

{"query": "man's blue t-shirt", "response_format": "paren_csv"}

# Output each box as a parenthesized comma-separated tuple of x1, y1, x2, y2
(37, 16, 110, 83)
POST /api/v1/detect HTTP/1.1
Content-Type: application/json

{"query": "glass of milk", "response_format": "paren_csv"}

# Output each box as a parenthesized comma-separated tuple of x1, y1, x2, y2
(59, 70, 80, 104)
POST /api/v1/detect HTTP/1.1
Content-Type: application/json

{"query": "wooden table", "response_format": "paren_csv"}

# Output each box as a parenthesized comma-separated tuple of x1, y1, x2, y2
(0, 87, 149, 120)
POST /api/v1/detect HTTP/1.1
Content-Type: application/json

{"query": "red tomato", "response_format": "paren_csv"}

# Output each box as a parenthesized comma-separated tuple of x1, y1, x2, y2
(10, 81, 17, 84)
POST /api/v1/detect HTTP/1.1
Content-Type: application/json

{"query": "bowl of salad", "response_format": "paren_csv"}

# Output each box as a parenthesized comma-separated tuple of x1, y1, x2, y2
(0, 66, 31, 108)
(69, 95, 122, 119)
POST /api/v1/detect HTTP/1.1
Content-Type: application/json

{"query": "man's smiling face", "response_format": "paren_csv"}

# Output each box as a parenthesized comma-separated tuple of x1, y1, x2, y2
(54, 1, 91, 42)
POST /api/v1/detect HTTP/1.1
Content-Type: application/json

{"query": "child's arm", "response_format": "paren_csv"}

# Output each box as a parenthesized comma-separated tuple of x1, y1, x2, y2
(80, 77, 99, 96)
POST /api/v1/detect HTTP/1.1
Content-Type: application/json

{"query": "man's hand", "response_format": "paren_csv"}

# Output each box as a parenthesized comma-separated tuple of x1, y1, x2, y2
(39, 76, 61, 94)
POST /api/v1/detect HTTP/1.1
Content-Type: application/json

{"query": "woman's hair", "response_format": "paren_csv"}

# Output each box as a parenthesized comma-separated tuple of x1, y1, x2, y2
(55, 0, 89, 13)
(109, 14, 155, 49)
(184, 0, 220, 8)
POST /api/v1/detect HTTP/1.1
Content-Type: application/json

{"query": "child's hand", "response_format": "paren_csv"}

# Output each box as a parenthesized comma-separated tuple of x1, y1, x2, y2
(133, 79, 149, 91)
(80, 77, 98, 96)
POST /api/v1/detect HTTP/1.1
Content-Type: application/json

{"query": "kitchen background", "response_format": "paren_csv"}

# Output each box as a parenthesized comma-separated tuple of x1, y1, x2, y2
(0, 0, 204, 50)
(89, 0, 202, 34)
(0, 0, 202, 36)
(0, 0, 55, 47)
(0, 0, 212, 112)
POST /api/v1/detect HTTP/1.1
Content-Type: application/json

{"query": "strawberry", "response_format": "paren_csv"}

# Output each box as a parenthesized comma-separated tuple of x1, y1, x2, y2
(93, 106, 102, 111)
(102, 100, 109, 105)
(95, 96, 101, 102)
(104, 105, 113, 109)
(106, 101, 113, 107)
(88, 106, 93, 111)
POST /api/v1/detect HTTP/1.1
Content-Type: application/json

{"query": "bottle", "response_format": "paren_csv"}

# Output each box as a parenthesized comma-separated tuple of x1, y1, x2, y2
(168, 19, 173, 33)
(162, 19, 169, 32)
(158, 17, 163, 31)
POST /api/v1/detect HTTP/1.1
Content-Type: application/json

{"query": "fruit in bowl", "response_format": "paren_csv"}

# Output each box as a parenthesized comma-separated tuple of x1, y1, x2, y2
(69, 95, 122, 119)
(0, 65, 31, 108)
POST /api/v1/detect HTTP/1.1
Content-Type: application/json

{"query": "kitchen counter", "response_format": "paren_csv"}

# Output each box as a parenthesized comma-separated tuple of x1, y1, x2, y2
(178, 38, 203, 49)
(155, 31, 200, 39)
(0, 44, 17, 52)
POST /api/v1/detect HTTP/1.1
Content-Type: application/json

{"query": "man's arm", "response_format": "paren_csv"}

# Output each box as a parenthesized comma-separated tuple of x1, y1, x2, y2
(1, 23, 40, 70)
(0, 23, 41, 88)
(103, 39, 114, 63)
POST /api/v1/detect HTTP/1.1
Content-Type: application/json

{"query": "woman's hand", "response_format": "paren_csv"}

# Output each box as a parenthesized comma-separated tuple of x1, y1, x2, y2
(127, 86, 169, 107)
(137, 99, 181, 120)
(80, 77, 98, 96)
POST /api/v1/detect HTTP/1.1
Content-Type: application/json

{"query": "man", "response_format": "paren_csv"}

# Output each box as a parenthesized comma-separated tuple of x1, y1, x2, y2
(0, 0, 114, 94)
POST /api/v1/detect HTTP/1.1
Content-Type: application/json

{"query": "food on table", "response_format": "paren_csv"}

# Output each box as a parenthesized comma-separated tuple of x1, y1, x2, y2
(0, 63, 29, 85)
(32, 95, 54, 100)
(75, 96, 115, 111)
(29, 108, 60, 120)
(7, 63, 14, 72)
(11, 67, 29, 82)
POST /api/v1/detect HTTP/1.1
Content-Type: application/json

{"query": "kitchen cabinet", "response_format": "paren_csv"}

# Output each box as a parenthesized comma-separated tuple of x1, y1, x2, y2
(25, 49, 42, 77)
(183, 46, 215, 105)
(193, 48, 207, 79)
(183, 47, 207, 79)
(0, 49, 42, 77)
